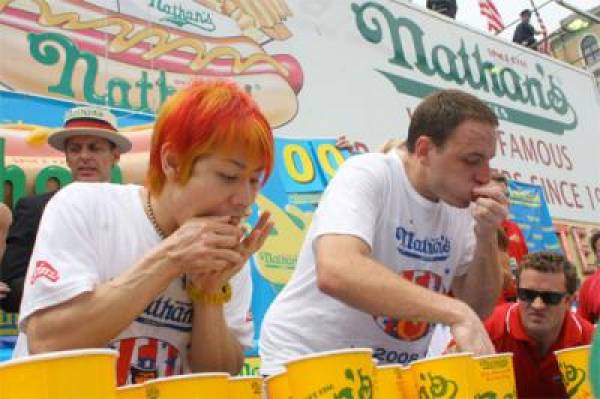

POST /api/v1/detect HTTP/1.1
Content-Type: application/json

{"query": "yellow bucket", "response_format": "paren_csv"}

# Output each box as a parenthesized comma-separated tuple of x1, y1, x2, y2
(555, 345, 593, 399)
(0, 348, 117, 399)
(398, 366, 418, 399)
(410, 353, 474, 398)
(285, 348, 374, 399)
(116, 384, 145, 399)
(471, 353, 516, 398)
(229, 375, 263, 398)
(144, 372, 230, 399)
(264, 370, 292, 399)
(374, 364, 404, 398)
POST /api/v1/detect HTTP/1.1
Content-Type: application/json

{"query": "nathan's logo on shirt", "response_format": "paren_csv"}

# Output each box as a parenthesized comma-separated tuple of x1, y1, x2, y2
(373, 270, 442, 342)
(30, 260, 59, 284)
(110, 337, 182, 386)
(137, 296, 193, 332)
(395, 227, 451, 261)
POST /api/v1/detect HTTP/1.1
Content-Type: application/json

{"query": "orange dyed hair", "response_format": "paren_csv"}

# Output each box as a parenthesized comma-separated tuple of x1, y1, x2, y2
(147, 80, 274, 194)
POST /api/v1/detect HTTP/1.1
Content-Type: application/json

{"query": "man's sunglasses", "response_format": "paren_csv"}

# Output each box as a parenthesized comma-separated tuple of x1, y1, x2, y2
(517, 288, 567, 306)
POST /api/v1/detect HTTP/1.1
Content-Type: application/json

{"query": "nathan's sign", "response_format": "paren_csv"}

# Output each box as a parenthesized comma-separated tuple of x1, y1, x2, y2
(149, 0, 216, 31)
(2, 0, 600, 224)
(0, 0, 302, 127)
(352, 1, 577, 135)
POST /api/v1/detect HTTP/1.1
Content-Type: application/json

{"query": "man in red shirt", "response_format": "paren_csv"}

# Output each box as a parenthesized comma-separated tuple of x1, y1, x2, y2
(577, 231, 600, 324)
(491, 173, 528, 303)
(484, 252, 595, 398)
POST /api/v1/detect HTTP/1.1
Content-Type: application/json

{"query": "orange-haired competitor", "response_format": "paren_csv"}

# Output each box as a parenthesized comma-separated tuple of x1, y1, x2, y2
(13, 80, 274, 386)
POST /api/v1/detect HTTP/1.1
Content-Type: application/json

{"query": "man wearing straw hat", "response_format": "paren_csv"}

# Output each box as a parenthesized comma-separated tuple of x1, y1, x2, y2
(482, 252, 594, 398)
(13, 80, 274, 386)
(260, 89, 508, 375)
(0, 106, 131, 314)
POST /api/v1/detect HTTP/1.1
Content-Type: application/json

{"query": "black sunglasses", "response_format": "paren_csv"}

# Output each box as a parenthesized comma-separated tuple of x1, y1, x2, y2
(517, 288, 567, 306)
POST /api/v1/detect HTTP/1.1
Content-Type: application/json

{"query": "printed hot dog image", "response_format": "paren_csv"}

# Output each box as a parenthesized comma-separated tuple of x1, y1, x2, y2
(0, 0, 302, 127)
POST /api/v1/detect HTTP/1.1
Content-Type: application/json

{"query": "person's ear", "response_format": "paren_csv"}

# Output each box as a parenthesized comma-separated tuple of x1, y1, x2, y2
(160, 143, 179, 180)
(414, 135, 434, 165)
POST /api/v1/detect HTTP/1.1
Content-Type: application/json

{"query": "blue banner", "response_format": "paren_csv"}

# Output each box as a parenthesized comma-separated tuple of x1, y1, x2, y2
(507, 180, 561, 253)
(0, 90, 154, 127)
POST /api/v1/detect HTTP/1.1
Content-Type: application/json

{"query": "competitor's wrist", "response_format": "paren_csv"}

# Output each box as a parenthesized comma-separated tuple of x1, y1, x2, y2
(444, 299, 474, 327)
(187, 282, 232, 305)
(140, 244, 182, 281)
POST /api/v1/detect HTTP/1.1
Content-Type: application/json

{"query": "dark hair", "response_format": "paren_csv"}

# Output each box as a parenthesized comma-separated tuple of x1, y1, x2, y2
(406, 89, 498, 153)
(497, 228, 508, 251)
(520, 9, 531, 17)
(516, 252, 578, 295)
(590, 231, 600, 253)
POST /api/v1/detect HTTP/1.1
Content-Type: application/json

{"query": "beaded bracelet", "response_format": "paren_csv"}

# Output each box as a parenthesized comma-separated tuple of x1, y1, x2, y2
(186, 282, 232, 305)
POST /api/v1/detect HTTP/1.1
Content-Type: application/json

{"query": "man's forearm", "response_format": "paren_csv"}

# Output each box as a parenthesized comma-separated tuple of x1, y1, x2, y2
(188, 303, 243, 375)
(26, 252, 178, 353)
(318, 251, 472, 328)
(454, 235, 502, 319)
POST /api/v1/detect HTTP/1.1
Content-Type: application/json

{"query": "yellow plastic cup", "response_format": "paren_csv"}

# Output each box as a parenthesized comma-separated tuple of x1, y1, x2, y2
(471, 353, 517, 398)
(116, 384, 145, 399)
(144, 372, 230, 399)
(229, 375, 263, 398)
(374, 364, 404, 398)
(265, 370, 292, 399)
(555, 345, 593, 399)
(397, 366, 419, 399)
(0, 348, 118, 399)
(410, 353, 474, 398)
(285, 348, 375, 399)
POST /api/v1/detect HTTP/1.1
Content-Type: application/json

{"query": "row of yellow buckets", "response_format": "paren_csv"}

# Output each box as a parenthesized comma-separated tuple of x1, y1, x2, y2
(0, 345, 591, 398)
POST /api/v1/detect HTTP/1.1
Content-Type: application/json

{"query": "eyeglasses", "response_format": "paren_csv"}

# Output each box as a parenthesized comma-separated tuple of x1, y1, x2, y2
(517, 288, 566, 306)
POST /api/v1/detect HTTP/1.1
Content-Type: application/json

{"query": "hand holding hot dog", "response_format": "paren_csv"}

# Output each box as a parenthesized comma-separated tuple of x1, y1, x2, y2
(187, 212, 273, 293)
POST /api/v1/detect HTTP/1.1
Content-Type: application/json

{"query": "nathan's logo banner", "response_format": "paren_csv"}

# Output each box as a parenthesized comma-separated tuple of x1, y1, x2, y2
(2, 0, 600, 223)
(0, 0, 302, 128)
(352, 2, 577, 136)
(508, 180, 561, 253)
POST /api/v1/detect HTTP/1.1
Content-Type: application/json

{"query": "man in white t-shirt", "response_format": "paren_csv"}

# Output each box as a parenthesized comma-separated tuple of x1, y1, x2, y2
(260, 89, 508, 375)
(15, 80, 275, 386)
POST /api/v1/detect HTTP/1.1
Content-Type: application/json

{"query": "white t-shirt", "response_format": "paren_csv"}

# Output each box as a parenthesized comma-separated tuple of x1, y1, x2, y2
(259, 152, 475, 375)
(426, 324, 453, 358)
(14, 183, 253, 385)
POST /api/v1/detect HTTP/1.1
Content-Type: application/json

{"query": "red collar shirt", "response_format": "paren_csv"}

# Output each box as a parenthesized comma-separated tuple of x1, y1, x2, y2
(501, 219, 528, 263)
(577, 269, 600, 324)
(484, 303, 595, 398)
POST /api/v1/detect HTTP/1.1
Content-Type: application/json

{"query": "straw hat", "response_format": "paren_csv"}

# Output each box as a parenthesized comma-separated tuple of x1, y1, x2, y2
(48, 106, 132, 153)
